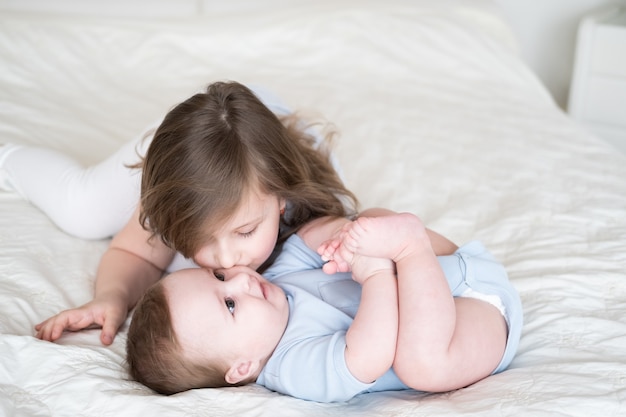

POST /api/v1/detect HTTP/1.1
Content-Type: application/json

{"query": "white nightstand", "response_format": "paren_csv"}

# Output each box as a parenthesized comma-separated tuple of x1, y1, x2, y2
(568, 6, 626, 153)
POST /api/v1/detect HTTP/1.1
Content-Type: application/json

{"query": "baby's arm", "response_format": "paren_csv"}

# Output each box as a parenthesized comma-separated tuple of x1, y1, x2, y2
(343, 254, 398, 383)
(299, 215, 400, 383)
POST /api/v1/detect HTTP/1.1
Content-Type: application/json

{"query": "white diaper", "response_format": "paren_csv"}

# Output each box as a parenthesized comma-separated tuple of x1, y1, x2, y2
(461, 288, 507, 318)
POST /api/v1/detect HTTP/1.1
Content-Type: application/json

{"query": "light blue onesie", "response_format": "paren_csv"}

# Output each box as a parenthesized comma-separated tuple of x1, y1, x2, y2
(256, 235, 523, 403)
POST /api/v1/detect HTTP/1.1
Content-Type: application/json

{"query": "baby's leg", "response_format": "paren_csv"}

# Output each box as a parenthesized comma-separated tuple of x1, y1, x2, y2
(345, 213, 506, 392)
(338, 213, 428, 262)
(320, 213, 423, 274)
(0, 134, 151, 239)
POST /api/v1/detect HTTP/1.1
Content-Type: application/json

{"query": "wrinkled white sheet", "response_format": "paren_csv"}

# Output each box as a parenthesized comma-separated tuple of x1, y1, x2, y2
(1, 1, 625, 416)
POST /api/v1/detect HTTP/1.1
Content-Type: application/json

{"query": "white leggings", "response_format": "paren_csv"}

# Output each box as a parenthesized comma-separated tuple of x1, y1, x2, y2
(1, 135, 151, 239)
(0, 86, 329, 241)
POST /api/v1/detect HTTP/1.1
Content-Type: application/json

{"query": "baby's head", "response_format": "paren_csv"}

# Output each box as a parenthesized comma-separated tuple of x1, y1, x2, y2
(126, 267, 289, 395)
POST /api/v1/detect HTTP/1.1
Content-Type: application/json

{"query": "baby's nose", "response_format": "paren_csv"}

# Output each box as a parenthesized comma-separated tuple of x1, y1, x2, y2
(228, 271, 252, 291)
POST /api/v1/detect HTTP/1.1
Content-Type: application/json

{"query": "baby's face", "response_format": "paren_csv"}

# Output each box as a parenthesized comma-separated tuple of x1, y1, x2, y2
(163, 267, 289, 372)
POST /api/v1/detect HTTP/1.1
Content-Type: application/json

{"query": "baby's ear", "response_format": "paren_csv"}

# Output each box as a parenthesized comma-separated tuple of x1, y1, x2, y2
(225, 360, 259, 384)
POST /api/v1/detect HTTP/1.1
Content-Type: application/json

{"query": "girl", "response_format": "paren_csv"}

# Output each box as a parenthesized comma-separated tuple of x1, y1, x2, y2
(1, 81, 355, 345)
(1, 81, 456, 346)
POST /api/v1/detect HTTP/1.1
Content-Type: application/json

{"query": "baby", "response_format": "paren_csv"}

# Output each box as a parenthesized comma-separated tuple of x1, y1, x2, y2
(126, 213, 523, 402)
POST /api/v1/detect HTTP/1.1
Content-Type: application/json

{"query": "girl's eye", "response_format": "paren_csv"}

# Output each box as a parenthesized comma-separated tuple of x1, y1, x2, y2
(239, 227, 257, 238)
(214, 272, 225, 281)
(225, 298, 235, 314)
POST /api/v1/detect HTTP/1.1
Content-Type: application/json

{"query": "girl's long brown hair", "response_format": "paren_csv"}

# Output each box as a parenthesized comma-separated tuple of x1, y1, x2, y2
(139, 81, 357, 268)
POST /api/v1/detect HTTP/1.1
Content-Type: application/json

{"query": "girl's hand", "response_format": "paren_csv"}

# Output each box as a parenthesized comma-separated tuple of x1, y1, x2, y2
(35, 293, 128, 345)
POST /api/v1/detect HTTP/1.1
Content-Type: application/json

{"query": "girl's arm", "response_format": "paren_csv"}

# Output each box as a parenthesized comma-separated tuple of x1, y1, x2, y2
(101, 205, 175, 305)
(36, 206, 176, 345)
(297, 216, 350, 252)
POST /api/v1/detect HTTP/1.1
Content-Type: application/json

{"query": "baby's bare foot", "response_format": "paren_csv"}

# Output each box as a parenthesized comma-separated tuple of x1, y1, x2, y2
(350, 253, 394, 285)
(345, 213, 430, 262)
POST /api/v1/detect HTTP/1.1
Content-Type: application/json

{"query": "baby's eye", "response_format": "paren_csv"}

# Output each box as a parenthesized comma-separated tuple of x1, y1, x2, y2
(214, 272, 225, 281)
(225, 298, 235, 314)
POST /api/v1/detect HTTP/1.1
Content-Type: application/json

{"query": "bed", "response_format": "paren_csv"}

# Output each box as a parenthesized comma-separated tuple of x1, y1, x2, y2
(1, 1, 625, 415)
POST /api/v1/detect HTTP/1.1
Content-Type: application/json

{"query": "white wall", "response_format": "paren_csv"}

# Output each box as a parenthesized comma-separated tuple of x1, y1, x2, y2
(494, 0, 625, 110)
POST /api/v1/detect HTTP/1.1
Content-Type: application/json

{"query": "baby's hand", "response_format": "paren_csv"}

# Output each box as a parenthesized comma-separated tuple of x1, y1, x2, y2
(317, 221, 353, 274)
(35, 293, 127, 345)
(317, 239, 348, 274)
(320, 238, 394, 283)
(318, 217, 396, 282)
(317, 237, 340, 263)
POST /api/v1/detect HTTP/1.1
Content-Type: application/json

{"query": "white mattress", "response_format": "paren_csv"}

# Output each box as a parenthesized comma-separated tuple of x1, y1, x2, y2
(1, 1, 625, 416)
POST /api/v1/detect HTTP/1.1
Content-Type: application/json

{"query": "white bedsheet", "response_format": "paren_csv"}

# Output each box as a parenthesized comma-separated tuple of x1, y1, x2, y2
(1, 1, 625, 416)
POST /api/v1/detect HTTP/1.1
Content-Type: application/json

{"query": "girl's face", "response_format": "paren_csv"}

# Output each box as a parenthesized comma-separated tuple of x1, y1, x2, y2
(193, 187, 285, 271)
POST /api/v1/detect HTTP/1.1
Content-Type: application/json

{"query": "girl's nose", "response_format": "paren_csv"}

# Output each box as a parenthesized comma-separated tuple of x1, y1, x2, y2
(216, 250, 235, 269)
(193, 241, 240, 269)
(215, 241, 239, 269)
